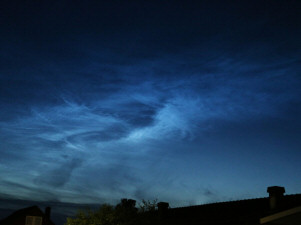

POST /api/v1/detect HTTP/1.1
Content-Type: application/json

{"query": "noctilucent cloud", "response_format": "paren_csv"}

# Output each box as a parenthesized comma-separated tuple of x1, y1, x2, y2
(0, 1, 301, 208)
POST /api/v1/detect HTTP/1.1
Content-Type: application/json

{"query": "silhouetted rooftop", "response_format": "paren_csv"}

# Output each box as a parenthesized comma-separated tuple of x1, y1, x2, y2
(161, 192, 301, 225)
(0, 205, 55, 225)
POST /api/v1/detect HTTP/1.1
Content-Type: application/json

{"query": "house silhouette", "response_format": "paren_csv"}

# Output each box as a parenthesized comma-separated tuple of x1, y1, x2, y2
(156, 186, 301, 225)
(0, 205, 55, 225)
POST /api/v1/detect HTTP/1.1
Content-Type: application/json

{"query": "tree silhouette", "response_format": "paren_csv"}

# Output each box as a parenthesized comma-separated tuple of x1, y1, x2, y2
(64, 199, 161, 225)
(65, 204, 115, 225)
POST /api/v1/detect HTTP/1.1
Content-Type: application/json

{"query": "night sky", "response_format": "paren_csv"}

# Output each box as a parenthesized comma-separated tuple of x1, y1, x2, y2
(1, 0, 301, 215)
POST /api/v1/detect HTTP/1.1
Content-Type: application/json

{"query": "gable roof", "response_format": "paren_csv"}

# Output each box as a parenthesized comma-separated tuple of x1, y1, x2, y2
(0, 205, 55, 225)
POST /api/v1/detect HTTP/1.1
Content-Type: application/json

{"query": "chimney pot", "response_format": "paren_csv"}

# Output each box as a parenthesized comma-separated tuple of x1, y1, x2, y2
(157, 202, 169, 211)
(267, 186, 285, 211)
(157, 202, 169, 219)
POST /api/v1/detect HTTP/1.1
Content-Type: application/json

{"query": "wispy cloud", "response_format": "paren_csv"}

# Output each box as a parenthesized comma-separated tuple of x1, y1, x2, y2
(1, 68, 300, 203)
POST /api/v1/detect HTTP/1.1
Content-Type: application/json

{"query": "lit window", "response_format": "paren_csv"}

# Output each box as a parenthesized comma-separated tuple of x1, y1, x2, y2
(25, 216, 42, 225)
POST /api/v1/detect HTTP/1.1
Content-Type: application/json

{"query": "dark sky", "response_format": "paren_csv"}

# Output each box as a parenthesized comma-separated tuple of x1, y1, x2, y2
(0, 0, 301, 214)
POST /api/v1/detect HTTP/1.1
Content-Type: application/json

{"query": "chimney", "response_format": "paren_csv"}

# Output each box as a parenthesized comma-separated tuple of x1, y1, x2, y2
(267, 186, 285, 211)
(45, 207, 51, 220)
(157, 202, 169, 219)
